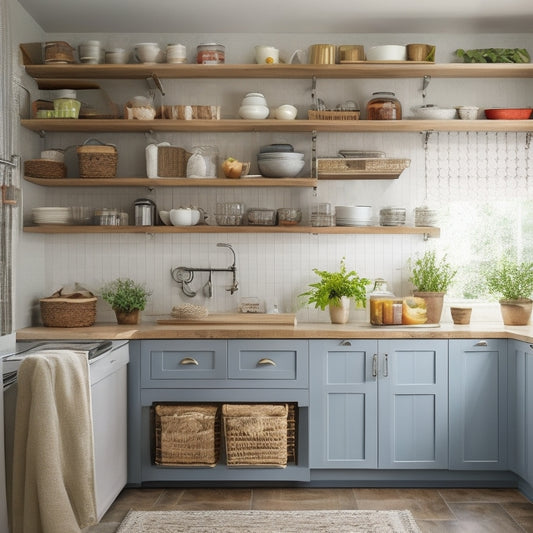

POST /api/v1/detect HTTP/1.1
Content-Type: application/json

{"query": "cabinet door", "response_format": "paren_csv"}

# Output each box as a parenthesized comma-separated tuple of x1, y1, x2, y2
(309, 339, 378, 469)
(449, 339, 508, 470)
(508, 340, 528, 479)
(527, 347, 533, 486)
(378, 339, 448, 469)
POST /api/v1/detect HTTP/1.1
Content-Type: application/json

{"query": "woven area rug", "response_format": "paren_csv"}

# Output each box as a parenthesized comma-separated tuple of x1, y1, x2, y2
(116, 509, 421, 532)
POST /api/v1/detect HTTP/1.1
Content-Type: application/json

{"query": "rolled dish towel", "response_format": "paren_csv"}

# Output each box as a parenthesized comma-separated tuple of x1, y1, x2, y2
(11, 350, 97, 533)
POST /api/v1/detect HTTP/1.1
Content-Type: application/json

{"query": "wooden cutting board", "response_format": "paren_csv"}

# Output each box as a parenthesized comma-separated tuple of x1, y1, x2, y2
(156, 313, 296, 326)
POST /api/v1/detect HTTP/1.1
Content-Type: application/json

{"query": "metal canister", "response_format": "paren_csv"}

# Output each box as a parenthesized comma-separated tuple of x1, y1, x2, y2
(134, 198, 156, 226)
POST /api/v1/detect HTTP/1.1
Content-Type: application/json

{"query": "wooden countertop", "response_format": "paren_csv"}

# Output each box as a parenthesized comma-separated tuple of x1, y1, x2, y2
(15, 321, 533, 343)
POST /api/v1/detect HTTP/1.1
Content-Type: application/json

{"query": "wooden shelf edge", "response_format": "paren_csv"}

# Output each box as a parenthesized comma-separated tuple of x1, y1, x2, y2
(23, 176, 318, 187)
(23, 225, 440, 237)
(20, 118, 533, 134)
(24, 63, 533, 81)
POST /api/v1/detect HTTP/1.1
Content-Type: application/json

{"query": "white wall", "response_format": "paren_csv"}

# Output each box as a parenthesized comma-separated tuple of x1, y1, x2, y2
(13, 28, 533, 326)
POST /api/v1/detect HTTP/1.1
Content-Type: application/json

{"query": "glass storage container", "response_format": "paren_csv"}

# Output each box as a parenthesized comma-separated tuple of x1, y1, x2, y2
(366, 91, 402, 120)
(369, 278, 402, 325)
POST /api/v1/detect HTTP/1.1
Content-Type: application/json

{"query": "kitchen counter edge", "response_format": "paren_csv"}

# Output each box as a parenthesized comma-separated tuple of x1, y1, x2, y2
(14, 322, 533, 343)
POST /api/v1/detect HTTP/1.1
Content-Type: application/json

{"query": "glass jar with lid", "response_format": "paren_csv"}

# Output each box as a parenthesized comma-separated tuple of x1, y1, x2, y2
(366, 91, 402, 120)
(369, 278, 402, 325)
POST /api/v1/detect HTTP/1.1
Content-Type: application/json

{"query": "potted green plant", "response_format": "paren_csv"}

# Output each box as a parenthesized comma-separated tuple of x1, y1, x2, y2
(300, 258, 370, 324)
(485, 259, 533, 325)
(101, 277, 151, 325)
(408, 250, 457, 324)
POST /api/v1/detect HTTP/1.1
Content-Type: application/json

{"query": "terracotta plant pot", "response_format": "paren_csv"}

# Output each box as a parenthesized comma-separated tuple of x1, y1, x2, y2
(328, 296, 350, 324)
(499, 299, 533, 326)
(114, 308, 141, 325)
(413, 291, 445, 324)
(450, 306, 472, 325)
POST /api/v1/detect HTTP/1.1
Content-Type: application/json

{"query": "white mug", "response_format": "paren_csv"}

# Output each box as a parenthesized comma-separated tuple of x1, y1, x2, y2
(134, 43, 163, 64)
(255, 45, 279, 64)
(105, 48, 129, 64)
(166, 43, 186, 63)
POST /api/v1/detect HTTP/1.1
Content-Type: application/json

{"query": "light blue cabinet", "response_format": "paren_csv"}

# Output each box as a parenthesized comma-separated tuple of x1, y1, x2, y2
(449, 339, 508, 470)
(508, 339, 533, 491)
(309, 338, 448, 470)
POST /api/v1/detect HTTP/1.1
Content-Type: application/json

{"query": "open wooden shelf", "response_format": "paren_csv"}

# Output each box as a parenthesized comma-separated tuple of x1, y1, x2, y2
(24, 63, 533, 81)
(24, 176, 318, 188)
(23, 224, 440, 237)
(20, 118, 533, 134)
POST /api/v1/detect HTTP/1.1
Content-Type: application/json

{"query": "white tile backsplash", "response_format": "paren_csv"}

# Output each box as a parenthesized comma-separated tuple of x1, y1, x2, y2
(13, 29, 533, 327)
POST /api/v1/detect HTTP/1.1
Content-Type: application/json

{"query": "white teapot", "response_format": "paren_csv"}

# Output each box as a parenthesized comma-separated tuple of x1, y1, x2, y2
(169, 207, 204, 226)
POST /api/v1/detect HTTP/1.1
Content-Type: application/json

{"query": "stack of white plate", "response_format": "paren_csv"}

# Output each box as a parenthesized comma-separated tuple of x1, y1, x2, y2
(335, 205, 373, 226)
(32, 207, 72, 225)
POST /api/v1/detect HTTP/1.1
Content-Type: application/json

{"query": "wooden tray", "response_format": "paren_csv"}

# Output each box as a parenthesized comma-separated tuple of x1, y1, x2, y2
(157, 313, 296, 326)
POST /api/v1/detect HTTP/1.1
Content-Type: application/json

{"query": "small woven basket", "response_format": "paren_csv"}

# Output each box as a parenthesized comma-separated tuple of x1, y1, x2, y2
(157, 146, 192, 177)
(77, 138, 118, 178)
(154, 404, 220, 467)
(40, 297, 97, 327)
(308, 110, 360, 120)
(222, 403, 289, 468)
(24, 159, 67, 179)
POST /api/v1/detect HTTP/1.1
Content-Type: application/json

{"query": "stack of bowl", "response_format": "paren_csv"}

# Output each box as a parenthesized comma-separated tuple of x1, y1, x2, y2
(379, 207, 406, 226)
(257, 144, 305, 178)
(335, 205, 373, 226)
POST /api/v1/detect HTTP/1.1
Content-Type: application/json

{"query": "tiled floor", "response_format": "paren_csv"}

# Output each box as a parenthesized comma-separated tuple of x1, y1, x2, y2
(89, 487, 533, 532)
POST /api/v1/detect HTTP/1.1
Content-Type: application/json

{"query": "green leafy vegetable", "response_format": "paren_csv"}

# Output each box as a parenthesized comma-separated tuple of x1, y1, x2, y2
(455, 48, 530, 63)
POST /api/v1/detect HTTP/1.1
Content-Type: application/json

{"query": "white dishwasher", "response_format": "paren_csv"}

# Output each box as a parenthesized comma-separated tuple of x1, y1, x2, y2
(3, 340, 129, 524)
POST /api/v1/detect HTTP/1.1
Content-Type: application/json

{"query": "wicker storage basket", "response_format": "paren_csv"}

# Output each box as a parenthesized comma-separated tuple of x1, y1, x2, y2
(40, 296, 97, 327)
(157, 146, 192, 177)
(24, 159, 67, 179)
(77, 138, 118, 178)
(154, 404, 220, 467)
(308, 110, 360, 120)
(222, 403, 288, 468)
(317, 157, 411, 179)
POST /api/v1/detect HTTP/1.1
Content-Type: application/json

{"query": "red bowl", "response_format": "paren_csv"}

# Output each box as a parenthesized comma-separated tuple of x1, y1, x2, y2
(484, 108, 533, 120)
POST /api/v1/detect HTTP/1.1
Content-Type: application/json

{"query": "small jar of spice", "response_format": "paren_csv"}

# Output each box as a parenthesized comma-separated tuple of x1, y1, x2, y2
(366, 91, 402, 120)
(197, 43, 225, 64)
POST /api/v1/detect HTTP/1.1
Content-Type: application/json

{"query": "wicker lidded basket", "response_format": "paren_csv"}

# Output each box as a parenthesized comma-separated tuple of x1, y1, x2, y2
(222, 403, 289, 468)
(40, 287, 97, 328)
(77, 138, 118, 178)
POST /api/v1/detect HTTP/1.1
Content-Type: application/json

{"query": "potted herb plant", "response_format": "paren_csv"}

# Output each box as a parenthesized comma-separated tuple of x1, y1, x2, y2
(300, 258, 370, 324)
(485, 259, 533, 325)
(408, 250, 457, 324)
(101, 277, 151, 325)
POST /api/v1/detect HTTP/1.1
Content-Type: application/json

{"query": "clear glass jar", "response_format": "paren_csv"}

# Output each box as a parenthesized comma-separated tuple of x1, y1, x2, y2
(366, 91, 402, 120)
(369, 278, 402, 325)
(196, 43, 225, 64)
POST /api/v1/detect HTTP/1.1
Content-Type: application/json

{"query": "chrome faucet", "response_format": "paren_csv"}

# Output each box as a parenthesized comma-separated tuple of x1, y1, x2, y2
(217, 242, 238, 294)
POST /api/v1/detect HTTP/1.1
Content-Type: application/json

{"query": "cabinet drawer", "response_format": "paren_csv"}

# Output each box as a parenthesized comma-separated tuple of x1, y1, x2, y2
(141, 340, 227, 386)
(228, 340, 308, 387)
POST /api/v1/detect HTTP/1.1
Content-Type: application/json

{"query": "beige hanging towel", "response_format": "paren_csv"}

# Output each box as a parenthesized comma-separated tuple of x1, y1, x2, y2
(11, 350, 97, 533)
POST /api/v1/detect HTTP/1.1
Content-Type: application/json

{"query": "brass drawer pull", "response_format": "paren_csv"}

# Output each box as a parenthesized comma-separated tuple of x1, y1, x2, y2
(258, 358, 276, 366)
(474, 341, 488, 347)
(179, 357, 199, 366)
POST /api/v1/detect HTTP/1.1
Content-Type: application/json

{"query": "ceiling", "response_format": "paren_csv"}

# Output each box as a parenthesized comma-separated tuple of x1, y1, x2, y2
(16, 0, 533, 34)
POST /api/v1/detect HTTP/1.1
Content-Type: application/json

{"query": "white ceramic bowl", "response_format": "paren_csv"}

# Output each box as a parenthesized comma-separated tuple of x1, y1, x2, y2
(335, 205, 372, 220)
(241, 93, 268, 106)
(274, 104, 298, 120)
(238, 105, 270, 120)
(366, 45, 407, 61)
(159, 210, 171, 225)
(456, 106, 479, 120)
(258, 158, 305, 178)
(257, 152, 304, 160)
(412, 106, 457, 120)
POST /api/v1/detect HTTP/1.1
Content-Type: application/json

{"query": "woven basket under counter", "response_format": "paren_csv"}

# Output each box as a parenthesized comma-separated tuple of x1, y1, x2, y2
(157, 146, 192, 177)
(40, 297, 97, 327)
(153, 404, 221, 467)
(222, 403, 289, 468)
(77, 141, 118, 178)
